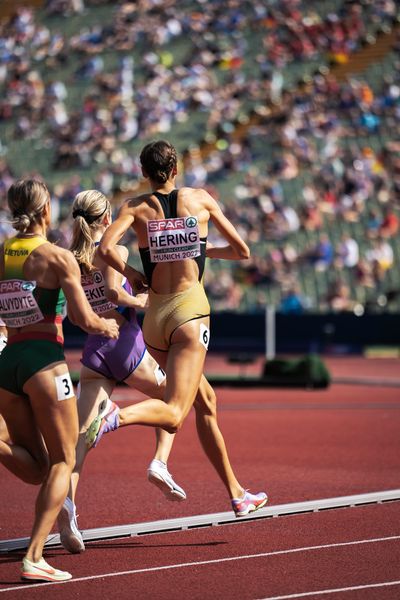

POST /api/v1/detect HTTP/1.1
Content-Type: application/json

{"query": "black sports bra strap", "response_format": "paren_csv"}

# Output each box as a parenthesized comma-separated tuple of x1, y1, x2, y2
(153, 189, 178, 219)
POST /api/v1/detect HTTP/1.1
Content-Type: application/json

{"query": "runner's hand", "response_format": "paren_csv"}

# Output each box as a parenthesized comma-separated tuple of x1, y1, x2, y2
(126, 265, 148, 294)
(133, 292, 149, 310)
(101, 318, 119, 339)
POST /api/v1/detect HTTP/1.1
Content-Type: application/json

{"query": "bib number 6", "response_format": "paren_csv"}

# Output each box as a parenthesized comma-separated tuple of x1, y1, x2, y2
(199, 323, 210, 350)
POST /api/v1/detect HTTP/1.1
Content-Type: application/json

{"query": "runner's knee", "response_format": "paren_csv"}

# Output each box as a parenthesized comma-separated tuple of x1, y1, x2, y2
(165, 405, 184, 433)
(47, 458, 75, 481)
(48, 447, 76, 473)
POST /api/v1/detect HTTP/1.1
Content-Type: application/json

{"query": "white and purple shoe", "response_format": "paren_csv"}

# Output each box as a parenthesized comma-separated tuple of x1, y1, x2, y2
(231, 489, 268, 517)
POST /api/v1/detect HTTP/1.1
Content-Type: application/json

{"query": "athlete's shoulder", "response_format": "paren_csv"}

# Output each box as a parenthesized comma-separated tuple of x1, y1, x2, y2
(179, 186, 202, 195)
(43, 241, 68, 256)
(46, 244, 77, 269)
(124, 193, 153, 210)
(181, 187, 216, 212)
(179, 186, 212, 201)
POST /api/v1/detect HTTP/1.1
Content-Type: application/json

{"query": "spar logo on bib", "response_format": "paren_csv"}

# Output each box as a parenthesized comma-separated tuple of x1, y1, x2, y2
(93, 271, 103, 284)
(21, 281, 35, 292)
(185, 217, 197, 228)
(147, 216, 201, 263)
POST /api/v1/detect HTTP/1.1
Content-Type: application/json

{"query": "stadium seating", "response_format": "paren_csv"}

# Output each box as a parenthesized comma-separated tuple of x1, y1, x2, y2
(0, 0, 399, 312)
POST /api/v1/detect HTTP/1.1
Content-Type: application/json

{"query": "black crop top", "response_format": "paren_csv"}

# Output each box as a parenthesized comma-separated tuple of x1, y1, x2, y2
(139, 189, 207, 288)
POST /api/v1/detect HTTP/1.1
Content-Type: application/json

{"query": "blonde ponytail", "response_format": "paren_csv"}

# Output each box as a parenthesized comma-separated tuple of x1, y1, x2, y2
(70, 190, 111, 273)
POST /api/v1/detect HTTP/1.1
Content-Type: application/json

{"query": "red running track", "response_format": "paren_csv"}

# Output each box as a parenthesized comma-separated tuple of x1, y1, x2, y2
(0, 361, 400, 598)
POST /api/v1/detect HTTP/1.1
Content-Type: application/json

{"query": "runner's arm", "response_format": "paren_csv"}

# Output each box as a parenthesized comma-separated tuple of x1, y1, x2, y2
(103, 245, 148, 309)
(55, 249, 119, 338)
(98, 207, 147, 292)
(206, 196, 250, 260)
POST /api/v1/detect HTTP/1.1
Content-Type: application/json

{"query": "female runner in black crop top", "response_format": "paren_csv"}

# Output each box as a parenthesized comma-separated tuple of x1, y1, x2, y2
(89, 140, 267, 517)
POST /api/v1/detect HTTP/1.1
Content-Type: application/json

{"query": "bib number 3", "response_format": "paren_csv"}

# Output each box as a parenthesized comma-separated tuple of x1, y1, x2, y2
(199, 323, 210, 350)
(55, 372, 75, 401)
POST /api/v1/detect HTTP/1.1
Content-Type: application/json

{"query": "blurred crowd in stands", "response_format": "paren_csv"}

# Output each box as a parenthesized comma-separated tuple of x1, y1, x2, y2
(203, 71, 400, 313)
(0, 0, 399, 313)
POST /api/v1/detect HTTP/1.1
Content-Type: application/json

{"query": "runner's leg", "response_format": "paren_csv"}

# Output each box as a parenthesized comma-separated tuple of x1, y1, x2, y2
(23, 363, 78, 564)
(146, 352, 245, 500)
(123, 350, 174, 462)
(0, 392, 48, 485)
(57, 367, 115, 553)
(90, 318, 209, 439)
(194, 376, 244, 499)
(124, 350, 185, 500)
(70, 367, 115, 502)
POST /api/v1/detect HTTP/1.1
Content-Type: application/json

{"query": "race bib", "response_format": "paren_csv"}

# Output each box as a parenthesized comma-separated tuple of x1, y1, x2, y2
(154, 364, 166, 386)
(0, 279, 44, 327)
(81, 271, 117, 315)
(55, 372, 74, 401)
(199, 323, 210, 350)
(147, 216, 201, 263)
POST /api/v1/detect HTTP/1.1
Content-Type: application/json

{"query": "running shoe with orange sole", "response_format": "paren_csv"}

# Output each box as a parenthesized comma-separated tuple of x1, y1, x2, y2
(21, 557, 72, 582)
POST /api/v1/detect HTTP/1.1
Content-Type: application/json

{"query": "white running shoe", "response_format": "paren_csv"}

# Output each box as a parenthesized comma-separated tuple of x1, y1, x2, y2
(58, 497, 85, 554)
(21, 557, 72, 582)
(147, 459, 186, 501)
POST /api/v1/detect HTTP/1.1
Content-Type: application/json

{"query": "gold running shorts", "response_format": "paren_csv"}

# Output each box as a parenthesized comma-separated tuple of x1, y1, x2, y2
(143, 282, 210, 352)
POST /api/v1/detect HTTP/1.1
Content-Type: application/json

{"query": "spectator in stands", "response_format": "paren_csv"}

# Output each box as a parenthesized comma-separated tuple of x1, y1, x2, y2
(45, 0, 85, 16)
(379, 205, 399, 238)
(304, 233, 334, 271)
(279, 283, 307, 314)
(336, 232, 359, 268)
(365, 237, 394, 272)
(205, 270, 243, 311)
(299, 201, 323, 232)
(241, 255, 277, 288)
(325, 279, 354, 312)
(0, 160, 14, 199)
(355, 258, 375, 289)
(366, 208, 383, 239)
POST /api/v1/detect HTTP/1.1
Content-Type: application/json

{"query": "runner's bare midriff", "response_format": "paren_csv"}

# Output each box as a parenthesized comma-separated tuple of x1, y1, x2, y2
(7, 322, 64, 342)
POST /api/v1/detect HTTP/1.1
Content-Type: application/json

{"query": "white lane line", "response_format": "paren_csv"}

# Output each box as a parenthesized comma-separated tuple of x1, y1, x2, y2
(1, 534, 399, 593)
(258, 579, 400, 599)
